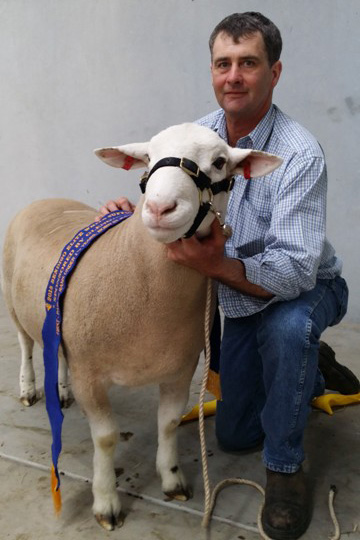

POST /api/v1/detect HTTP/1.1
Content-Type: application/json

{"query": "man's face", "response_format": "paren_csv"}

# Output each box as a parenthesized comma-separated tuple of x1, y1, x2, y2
(211, 31, 282, 122)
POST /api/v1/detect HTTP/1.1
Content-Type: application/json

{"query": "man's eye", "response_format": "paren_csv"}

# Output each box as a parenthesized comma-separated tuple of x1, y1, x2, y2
(213, 157, 226, 170)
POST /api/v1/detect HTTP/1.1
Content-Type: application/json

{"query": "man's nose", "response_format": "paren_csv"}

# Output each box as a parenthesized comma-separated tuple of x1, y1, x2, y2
(227, 65, 243, 84)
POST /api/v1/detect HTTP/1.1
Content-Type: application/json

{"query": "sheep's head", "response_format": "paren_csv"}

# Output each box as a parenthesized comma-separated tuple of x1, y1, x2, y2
(94, 123, 282, 243)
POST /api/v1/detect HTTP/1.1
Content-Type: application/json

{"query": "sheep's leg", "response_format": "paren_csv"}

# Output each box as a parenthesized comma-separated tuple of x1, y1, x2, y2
(17, 325, 71, 408)
(18, 330, 36, 406)
(72, 379, 121, 531)
(157, 378, 192, 501)
(91, 417, 121, 531)
(58, 347, 73, 408)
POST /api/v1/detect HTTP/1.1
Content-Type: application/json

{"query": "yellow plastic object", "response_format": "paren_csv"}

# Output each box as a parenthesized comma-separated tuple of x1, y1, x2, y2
(206, 370, 222, 401)
(181, 400, 217, 424)
(312, 392, 360, 415)
(181, 392, 360, 423)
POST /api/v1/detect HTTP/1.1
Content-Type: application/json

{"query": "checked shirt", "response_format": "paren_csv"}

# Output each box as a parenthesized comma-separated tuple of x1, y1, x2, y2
(196, 105, 342, 317)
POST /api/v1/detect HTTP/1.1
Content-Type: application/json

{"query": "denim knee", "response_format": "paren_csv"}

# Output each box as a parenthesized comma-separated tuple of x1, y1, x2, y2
(259, 304, 315, 354)
(216, 399, 264, 452)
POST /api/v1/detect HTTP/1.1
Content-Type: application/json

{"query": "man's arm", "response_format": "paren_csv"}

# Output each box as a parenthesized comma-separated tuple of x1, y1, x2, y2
(166, 219, 274, 300)
(237, 156, 328, 300)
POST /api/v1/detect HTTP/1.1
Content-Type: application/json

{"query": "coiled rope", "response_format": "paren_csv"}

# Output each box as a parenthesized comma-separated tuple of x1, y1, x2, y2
(199, 277, 341, 540)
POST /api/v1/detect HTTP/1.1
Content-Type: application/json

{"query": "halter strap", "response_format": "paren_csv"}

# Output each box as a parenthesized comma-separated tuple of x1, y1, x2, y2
(140, 156, 234, 196)
(139, 156, 235, 237)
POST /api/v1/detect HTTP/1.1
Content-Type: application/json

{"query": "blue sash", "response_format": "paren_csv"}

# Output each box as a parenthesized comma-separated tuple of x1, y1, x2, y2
(42, 210, 132, 510)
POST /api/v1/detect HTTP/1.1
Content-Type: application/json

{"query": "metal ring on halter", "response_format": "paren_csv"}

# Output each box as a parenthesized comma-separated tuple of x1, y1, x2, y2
(208, 201, 222, 220)
(198, 187, 214, 206)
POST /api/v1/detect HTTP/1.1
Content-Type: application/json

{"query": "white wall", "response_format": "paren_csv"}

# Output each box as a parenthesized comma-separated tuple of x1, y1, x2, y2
(1, 0, 359, 321)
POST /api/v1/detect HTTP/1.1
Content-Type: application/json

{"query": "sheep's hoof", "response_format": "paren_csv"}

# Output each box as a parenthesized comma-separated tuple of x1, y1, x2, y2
(20, 394, 37, 407)
(164, 486, 193, 502)
(60, 394, 74, 409)
(95, 513, 123, 531)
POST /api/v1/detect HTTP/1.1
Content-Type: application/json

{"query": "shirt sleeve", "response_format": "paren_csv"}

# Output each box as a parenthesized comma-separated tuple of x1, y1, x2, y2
(242, 153, 327, 300)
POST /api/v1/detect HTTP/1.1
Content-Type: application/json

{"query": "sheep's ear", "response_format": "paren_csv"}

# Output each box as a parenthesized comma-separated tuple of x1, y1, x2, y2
(94, 142, 149, 170)
(229, 148, 283, 178)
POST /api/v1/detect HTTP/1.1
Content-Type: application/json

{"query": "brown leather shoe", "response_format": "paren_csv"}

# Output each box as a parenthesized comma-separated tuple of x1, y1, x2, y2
(261, 467, 312, 540)
(319, 341, 360, 395)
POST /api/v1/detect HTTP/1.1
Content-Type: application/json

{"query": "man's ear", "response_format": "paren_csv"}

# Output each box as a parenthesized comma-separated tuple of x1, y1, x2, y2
(271, 60, 282, 89)
(229, 148, 283, 178)
(94, 142, 149, 170)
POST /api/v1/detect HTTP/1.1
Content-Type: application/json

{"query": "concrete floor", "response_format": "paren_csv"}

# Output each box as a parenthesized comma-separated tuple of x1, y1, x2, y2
(0, 292, 359, 540)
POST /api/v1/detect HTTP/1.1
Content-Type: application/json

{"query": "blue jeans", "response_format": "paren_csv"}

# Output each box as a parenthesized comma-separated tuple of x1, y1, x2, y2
(216, 277, 349, 473)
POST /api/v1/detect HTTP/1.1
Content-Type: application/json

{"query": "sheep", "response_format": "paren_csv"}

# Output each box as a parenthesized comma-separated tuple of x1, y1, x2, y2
(1, 123, 282, 530)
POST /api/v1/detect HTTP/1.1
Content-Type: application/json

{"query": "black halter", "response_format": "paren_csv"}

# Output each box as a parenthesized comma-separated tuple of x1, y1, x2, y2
(139, 156, 234, 238)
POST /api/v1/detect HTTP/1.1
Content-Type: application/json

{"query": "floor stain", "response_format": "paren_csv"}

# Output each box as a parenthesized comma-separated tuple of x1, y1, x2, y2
(120, 431, 133, 441)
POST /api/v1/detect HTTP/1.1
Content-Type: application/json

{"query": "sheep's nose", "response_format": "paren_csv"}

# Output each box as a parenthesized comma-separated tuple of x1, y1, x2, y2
(146, 200, 177, 218)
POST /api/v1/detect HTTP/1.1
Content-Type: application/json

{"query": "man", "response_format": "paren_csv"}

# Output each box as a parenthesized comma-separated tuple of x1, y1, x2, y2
(99, 12, 359, 539)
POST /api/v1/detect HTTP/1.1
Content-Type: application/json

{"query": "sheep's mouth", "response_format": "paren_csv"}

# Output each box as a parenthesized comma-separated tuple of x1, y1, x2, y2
(145, 219, 195, 243)
(147, 220, 192, 233)
(143, 211, 194, 233)
(148, 224, 174, 231)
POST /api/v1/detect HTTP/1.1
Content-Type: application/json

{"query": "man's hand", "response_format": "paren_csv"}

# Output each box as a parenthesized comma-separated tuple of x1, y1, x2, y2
(95, 197, 136, 221)
(166, 218, 274, 300)
(166, 219, 227, 277)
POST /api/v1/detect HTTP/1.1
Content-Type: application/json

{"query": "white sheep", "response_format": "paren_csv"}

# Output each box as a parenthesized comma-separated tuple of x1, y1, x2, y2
(1, 123, 281, 530)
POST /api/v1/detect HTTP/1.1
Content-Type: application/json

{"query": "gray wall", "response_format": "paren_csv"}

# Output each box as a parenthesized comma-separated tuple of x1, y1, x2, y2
(1, 0, 359, 321)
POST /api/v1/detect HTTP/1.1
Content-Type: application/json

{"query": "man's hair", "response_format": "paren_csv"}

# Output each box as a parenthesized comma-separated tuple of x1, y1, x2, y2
(209, 12, 282, 66)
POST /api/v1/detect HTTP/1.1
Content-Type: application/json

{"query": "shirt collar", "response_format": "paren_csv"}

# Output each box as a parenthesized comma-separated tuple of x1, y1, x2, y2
(213, 104, 276, 151)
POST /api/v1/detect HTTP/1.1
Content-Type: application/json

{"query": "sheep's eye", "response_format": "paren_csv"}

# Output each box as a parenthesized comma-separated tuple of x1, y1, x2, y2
(213, 157, 226, 170)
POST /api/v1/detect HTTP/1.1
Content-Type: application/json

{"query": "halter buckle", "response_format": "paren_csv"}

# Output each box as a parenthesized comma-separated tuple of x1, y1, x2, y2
(227, 176, 235, 192)
(180, 157, 200, 178)
(139, 171, 149, 194)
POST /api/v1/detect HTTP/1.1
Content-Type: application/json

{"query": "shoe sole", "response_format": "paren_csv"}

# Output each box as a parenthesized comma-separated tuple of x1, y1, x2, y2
(261, 512, 311, 540)
(318, 341, 360, 395)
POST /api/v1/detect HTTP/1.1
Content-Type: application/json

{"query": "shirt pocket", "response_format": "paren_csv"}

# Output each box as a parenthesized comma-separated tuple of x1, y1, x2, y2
(230, 198, 272, 259)
(244, 198, 272, 224)
(243, 179, 273, 221)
